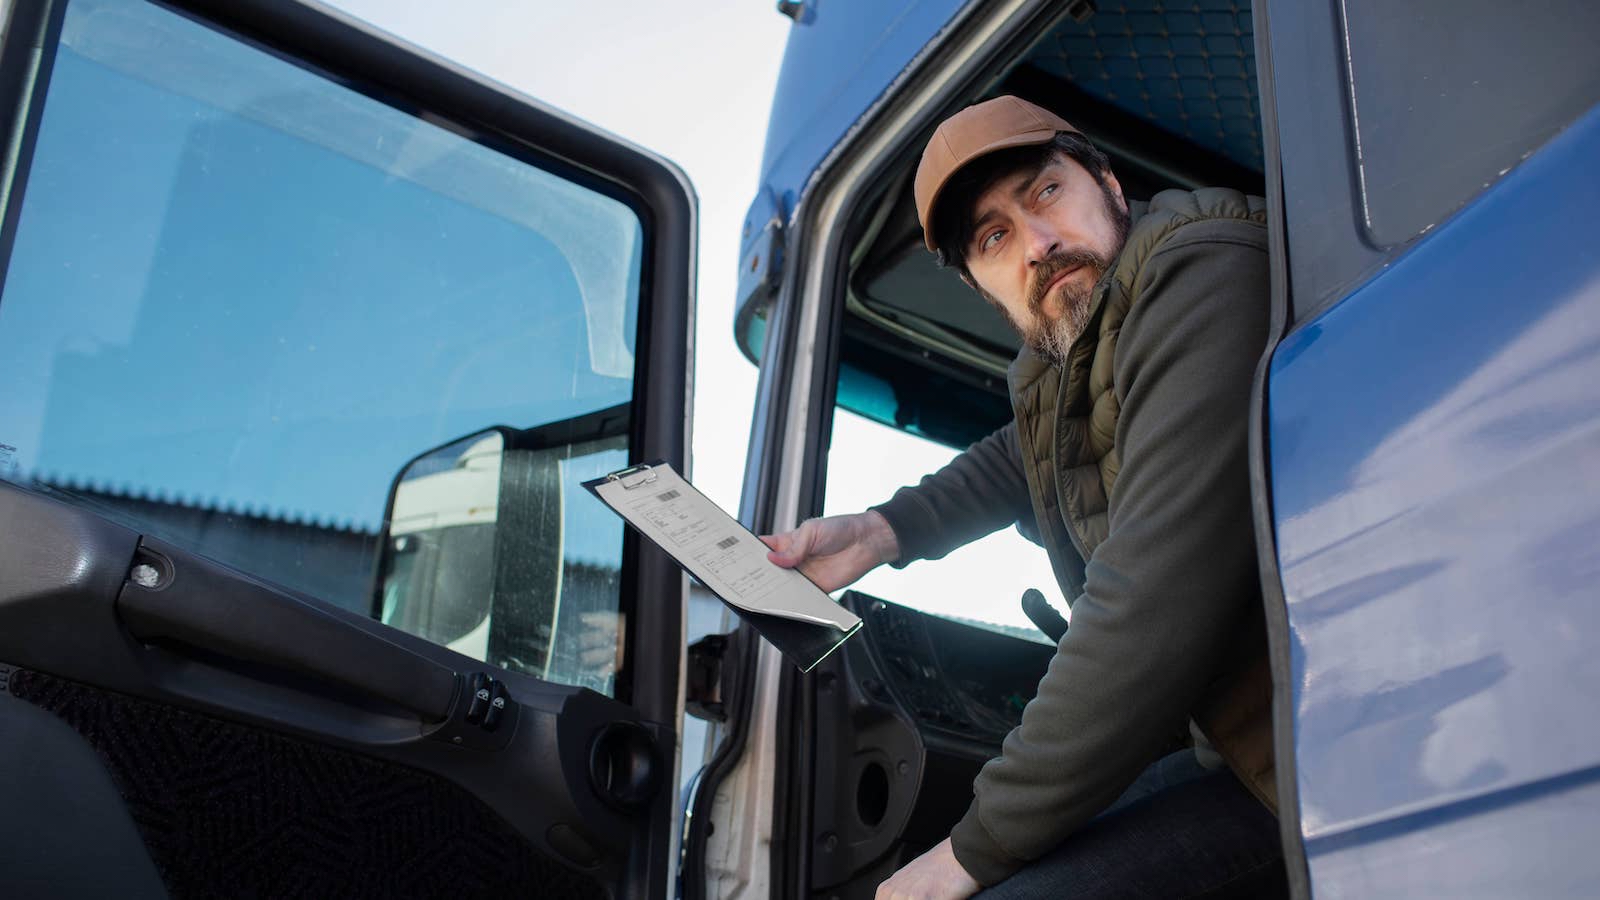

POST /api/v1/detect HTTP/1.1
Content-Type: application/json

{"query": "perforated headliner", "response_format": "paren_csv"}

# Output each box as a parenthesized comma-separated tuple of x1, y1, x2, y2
(1022, 0, 1262, 173)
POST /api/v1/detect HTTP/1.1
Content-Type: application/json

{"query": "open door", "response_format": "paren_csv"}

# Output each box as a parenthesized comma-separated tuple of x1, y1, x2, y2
(1257, 1, 1600, 896)
(0, 0, 693, 897)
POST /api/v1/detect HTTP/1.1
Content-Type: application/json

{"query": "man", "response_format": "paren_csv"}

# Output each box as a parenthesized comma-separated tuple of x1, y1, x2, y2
(763, 96, 1284, 897)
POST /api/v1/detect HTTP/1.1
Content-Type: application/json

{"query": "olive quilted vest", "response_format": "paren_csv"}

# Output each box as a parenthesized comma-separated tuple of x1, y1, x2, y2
(1006, 187, 1277, 810)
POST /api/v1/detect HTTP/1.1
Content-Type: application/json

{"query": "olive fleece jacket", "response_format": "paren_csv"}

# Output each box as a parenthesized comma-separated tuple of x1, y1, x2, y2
(872, 210, 1271, 886)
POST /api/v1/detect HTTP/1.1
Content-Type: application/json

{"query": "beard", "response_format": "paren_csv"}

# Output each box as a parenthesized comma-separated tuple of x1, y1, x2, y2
(1011, 182, 1131, 367)
(1022, 250, 1105, 367)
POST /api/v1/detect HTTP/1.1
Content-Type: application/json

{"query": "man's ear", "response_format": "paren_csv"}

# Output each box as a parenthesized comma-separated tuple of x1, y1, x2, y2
(1103, 168, 1128, 212)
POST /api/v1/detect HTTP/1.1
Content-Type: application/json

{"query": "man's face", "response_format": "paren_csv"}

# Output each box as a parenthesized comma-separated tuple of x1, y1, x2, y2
(961, 154, 1130, 366)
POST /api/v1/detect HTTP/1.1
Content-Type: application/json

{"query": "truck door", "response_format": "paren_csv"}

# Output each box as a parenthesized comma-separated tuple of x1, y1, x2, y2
(0, 0, 693, 897)
(1257, 1, 1600, 895)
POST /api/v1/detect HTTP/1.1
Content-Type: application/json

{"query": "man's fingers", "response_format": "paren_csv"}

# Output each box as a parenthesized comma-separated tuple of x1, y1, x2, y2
(764, 516, 870, 572)
(579, 646, 615, 669)
(763, 522, 815, 567)
(578, 611, 617, 628)
(759, 533, 792, 566)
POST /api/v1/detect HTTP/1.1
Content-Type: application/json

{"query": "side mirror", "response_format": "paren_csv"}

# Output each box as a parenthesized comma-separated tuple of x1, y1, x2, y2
(373, 428, 506, 658)
(371, 404, 631, 687)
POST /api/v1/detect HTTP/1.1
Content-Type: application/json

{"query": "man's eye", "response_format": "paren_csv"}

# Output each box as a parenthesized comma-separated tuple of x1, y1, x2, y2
(981, 229, 1006, 252)
(1038, 182, 1058, 201)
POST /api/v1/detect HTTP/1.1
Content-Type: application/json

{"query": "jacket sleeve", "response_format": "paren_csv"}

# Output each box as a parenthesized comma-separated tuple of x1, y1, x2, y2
(948, 225, 1271, 886)
(869, 421, 1033, 566)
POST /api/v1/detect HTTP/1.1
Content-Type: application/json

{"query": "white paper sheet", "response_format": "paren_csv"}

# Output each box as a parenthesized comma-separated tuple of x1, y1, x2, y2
(589, 463, 861, 634)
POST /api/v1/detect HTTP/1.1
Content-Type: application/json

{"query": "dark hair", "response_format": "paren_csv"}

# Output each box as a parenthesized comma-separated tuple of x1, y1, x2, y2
(930, 131, 1113, 276)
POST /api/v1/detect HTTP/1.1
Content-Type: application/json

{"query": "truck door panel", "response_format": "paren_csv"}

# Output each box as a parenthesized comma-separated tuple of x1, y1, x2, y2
(0, 0, 694, 897)
(1262, 0, 1600, 893)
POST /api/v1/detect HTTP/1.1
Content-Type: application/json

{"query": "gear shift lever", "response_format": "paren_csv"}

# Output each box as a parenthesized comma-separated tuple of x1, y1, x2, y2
(1021, 588, 1068, 643)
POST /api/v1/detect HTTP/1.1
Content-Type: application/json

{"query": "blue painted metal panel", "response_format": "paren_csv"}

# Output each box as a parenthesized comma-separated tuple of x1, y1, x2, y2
(1269, 102, 1600, 892)
(735, 0, 967, 330)
(754, 0, 966, 226)
(1307, 770, 1600, 898)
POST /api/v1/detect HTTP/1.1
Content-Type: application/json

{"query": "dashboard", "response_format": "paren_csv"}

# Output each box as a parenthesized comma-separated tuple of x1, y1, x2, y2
(843, 591, 1057, 747)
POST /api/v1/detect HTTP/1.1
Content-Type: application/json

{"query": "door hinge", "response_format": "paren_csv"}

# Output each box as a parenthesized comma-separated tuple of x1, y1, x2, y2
(736, 189, 785, 319)
(686, 631, 740, 722)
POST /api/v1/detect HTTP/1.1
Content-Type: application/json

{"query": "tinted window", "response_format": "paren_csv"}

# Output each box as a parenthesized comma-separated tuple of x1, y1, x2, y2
(1342, 0, 1600, 246)
(0, 0, 640, 695)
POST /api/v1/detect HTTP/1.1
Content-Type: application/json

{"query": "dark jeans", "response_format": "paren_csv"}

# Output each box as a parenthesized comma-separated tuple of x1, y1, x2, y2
(973, 750, 1287, 899)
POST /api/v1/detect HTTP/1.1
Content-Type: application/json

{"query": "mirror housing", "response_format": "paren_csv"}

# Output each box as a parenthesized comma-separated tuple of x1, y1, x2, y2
(371, 404, 631, 678)
(373, 428, 507, 657)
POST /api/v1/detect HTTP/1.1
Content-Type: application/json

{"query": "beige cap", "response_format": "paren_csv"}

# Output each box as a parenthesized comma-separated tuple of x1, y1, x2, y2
(914, 95, 1081, 251)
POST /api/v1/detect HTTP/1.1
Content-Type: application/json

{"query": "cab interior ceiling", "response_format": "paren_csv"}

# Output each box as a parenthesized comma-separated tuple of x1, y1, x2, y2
(840, 0, 1264, 449)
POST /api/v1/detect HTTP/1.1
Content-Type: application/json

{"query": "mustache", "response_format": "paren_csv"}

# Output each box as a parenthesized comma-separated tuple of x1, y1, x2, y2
(1026, 250, 1110, 314)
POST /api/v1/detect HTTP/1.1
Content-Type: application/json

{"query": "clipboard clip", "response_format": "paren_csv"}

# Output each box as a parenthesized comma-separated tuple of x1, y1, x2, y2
(606, 463, 659, 490)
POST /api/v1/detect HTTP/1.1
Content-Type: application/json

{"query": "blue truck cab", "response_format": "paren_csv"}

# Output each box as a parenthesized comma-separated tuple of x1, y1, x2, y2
(0, 0, 1594, 898)
(701, 1, 1600, 898)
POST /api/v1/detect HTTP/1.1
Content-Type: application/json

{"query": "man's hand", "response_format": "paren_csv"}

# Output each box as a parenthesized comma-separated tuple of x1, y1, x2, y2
(760, 510, 900, 592)
(575, 611, 624, 677)
(876, 837, 982, 900)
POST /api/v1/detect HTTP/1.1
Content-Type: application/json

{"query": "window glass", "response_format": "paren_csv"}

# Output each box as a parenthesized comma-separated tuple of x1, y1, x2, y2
(0, 0, 641, 695)
(824, 409, 1060, 644)
(1343, 0, 1600, 246)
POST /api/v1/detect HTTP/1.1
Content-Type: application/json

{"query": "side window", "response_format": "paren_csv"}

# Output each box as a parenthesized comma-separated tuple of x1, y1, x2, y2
(824, 409, 1060, 643)
(0, 0, 642, 695)
(1341, 0, 1600, 246)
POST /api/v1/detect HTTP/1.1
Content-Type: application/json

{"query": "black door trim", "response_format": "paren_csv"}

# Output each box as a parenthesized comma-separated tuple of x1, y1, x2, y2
(0, 1, 694, 896)
(1247, 0, 1311, 896)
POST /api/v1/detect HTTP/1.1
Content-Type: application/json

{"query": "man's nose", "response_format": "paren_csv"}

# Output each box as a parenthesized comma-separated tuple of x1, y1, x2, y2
(1022, 215, 1061, 265)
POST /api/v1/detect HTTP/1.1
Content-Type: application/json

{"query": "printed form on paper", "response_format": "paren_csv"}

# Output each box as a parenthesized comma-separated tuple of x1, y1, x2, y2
(588, 463, 861, 635)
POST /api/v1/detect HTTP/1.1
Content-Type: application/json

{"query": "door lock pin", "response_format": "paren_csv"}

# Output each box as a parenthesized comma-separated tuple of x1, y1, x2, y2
(130, 563, 161, 589)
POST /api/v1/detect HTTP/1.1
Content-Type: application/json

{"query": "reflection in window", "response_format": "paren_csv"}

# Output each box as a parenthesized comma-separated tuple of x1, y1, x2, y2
(0, 0, 643, 696)
(383, 523, 498, 647)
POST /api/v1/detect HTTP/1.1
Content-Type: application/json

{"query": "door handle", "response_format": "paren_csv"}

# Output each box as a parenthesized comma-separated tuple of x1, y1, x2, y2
(116, 537, 459, 723)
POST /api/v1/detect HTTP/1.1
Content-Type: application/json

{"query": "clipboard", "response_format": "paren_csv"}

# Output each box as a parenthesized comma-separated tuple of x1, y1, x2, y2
(583, 461, 863, 672)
